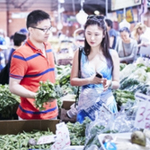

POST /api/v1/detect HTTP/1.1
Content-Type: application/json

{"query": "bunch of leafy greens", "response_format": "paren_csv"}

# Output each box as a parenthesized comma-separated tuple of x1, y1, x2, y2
(0, 84, 20, 119)
(35, 80, 63, 111)
(66, 117, 91, 145)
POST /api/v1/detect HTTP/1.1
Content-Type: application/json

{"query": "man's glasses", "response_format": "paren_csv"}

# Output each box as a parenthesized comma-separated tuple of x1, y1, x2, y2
(30, 26, 52, 33)
(87, 15, 104, 20)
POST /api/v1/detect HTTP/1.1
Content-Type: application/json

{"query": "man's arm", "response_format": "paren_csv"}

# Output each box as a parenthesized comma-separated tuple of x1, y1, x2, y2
(9, 77, 36, 98)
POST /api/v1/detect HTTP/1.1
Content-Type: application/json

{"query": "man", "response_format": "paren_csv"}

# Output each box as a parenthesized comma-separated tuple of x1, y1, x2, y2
(9, 10, 58, 120)
(105, 19, 118, 49)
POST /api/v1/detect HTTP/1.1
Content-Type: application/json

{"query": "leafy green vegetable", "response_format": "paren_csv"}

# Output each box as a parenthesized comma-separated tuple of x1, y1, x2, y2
(136, 63, 145, 68)
(113, 89, 135, 110)
(35, 65, 78, 111)
(35, 80, 62, 111)
(66, 117, 91, 145)
(0, 129, 53, 149)
(119, 78, 140, 90)
(84, 124, 118, 149)
(146, 67, 150, 72)
(120, 63, 127, 71)
(56, 65, 78, 96)
(0, 84, 20, 119)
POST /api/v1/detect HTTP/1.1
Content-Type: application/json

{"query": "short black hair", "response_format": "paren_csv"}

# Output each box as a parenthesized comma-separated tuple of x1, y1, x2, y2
(119, 27, 130, 33)
(119, 27, 131, 37)
(26, 10, 50, 29)
(105, 19, 113, 28)
(13, 32, 26, 46)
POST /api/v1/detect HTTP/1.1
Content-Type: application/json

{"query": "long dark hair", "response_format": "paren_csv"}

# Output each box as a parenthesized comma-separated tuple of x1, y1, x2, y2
(84, 17, 113, 68)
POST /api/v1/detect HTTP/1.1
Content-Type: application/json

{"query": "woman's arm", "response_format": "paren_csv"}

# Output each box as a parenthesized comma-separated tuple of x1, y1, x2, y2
(103, 50, 120, 91)
(111, 50, 120, 89)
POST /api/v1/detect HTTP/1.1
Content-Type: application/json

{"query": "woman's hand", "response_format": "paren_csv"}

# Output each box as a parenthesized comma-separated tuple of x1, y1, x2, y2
(103, 80, 112, 91)
(88, 74, 107, 85)
(141, 41, 150, 47)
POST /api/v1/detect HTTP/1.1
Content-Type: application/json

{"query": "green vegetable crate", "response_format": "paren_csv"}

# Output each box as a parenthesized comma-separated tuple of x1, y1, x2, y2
(0, 120, 60, 149)
(0, 119, 59, 135)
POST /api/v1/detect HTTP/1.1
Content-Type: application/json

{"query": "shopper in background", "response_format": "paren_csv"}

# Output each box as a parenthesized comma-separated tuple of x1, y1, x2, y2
(115, 27, 138, 64)
(131, 22, 150, 55)
(9, 10, 58, 120)
(70, 15, 120, 123)
(0, 32, 27, 85)
(0, 36, 7, 71)
(8, 32, 27, 70)
(105, 19, 118, 49)
(0, 29, 11, 63)
(19, 28, 29, 38)
(0, 29, 10, 48)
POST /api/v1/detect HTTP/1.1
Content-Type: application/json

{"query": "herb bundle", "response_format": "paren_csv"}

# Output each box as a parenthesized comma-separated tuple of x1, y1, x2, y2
(35, 80, 62, 111)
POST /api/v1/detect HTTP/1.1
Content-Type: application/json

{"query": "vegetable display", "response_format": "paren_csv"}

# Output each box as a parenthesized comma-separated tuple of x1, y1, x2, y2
(114, 61, 150, 109)
(0, 130, 53, 150)
(0, 58, 150, 149)
(113, 89, 135, 110)
(66, 117, 91, 145)
(0, 84, 20, 119)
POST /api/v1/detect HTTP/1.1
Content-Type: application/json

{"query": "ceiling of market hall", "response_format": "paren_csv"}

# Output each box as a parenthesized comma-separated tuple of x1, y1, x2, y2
(0, 0, 111, 14)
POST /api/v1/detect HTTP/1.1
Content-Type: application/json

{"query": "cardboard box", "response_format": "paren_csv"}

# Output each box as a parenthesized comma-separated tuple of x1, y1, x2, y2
(60, 100, 77, 123)
(0, 119, 60, 135)
(58, 58, 72, 65)
(62, 100, 75, 110)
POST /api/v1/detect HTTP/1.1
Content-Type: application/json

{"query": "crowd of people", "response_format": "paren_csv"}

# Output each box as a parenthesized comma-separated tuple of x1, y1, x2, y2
(0, 9, 149, 122)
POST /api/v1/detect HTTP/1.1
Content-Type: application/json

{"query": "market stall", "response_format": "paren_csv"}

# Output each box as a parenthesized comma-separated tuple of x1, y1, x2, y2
(0, 56, 150, 149)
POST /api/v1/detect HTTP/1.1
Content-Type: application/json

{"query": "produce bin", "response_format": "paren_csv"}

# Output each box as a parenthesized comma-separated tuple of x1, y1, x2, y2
(58, 58, 73, 65)
(0, 119, 60, 135)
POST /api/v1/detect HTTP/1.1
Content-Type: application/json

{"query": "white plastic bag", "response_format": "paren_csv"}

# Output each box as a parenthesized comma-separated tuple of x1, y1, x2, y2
(50, 122, 70, 150)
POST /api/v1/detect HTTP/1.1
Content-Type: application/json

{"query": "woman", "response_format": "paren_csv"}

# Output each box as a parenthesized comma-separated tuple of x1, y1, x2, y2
(131, 22, 147, 47)
(70, 16, 120, 123)
(131, 22, 150, 55)
(115, 27, 138, 64)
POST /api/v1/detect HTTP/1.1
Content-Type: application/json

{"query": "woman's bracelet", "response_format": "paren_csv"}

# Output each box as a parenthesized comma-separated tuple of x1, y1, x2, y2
(110, 81, 113, 89)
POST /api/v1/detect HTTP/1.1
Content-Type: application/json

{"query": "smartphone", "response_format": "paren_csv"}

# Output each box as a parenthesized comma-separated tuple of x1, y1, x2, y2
(96, 72, 103, 78)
